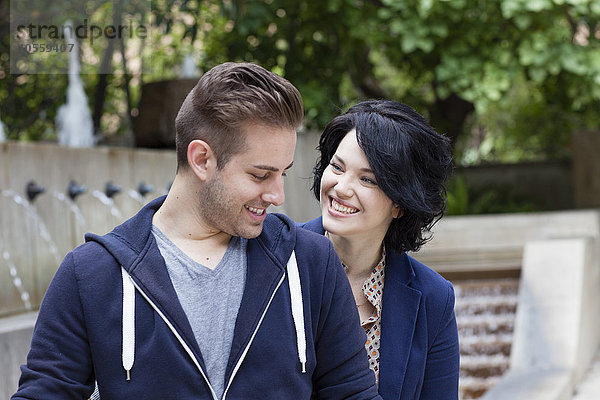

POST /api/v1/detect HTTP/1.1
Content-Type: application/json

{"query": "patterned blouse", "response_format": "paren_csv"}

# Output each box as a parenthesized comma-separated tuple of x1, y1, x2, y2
(359, 251, 386, 386)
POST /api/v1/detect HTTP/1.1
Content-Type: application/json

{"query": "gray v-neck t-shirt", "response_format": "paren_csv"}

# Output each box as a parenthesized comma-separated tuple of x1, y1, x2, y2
(152, 225, 247, 399)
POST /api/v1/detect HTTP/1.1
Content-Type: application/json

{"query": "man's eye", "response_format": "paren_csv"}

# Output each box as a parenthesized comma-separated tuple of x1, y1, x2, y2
(251, 174, 269, 181)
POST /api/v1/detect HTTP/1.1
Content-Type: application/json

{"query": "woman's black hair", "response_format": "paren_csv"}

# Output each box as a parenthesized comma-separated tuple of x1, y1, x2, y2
(312, 100, 453, 253)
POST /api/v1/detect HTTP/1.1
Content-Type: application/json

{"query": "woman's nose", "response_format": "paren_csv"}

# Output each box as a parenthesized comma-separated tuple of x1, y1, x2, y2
(334, 174, 354, 198)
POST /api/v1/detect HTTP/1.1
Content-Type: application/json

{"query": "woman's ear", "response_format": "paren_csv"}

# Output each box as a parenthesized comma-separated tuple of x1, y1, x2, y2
(187, 140, 217, 181)
(392, 204, 404, 219)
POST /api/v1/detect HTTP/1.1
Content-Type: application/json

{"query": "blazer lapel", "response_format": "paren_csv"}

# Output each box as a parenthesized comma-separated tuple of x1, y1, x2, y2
(378, 252, 422, 399)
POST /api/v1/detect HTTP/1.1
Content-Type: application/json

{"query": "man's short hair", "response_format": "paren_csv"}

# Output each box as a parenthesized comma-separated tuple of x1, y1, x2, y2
(175, 62, 304, 170)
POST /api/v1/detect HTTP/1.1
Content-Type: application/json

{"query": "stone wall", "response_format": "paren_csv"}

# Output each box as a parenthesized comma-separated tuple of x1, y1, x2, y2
(0, 142, 177, 316)
(0, 312, 36, 400)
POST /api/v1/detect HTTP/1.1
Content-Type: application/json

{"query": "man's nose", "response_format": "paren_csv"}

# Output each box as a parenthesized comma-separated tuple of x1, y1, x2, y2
(262, 177, 285, 206)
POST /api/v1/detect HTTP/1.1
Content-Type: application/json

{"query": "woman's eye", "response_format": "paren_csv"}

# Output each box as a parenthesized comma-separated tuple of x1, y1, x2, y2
(330, 162, 342, 172)
(361, 177, 377, 185)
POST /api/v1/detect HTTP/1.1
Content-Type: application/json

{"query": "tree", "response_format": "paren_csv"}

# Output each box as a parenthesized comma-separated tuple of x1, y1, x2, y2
(203, 0, 600, 155)
(372, 0, 600, 155)
(2, 0, 599, 161)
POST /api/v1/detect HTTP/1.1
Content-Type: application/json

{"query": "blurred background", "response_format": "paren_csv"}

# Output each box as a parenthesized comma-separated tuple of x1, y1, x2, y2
(1, 0, 600, 215)
(1, 1, 600, 399)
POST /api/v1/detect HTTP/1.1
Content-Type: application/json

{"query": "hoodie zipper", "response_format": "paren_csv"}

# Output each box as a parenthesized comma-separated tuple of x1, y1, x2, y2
(221, 273, 286, 400)
(129, 272, 286, 400)
(129, 278, 219, 400)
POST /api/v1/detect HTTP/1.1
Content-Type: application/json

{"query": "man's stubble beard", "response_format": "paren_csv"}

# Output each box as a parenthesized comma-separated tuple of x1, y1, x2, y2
(198, 171, 263, 239)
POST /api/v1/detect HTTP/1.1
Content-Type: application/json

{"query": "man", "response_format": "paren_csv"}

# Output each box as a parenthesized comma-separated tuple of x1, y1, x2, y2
(13, 62, 380, 399)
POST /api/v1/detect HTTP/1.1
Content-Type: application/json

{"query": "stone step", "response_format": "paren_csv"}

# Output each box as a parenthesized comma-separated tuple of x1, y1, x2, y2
(457, 313, 515, 336)
(459, 376, 501, 400)
(453, 278, 520, 399)
(455, 295, 518, 316)
(460, 333, 512, 356)
(460, 354, 510, 379)
(454, 278, 520, 297)
(571, 350, 600, 400)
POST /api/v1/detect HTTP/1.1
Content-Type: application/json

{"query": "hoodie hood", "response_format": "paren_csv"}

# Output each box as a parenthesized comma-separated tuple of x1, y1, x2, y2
(255, 211, 297, 268)
(84, 195, 163, 272)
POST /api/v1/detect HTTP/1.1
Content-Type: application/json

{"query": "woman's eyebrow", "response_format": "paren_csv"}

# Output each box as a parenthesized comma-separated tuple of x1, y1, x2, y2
(332, 155, 344, 164)
(332, 155, 373, 173)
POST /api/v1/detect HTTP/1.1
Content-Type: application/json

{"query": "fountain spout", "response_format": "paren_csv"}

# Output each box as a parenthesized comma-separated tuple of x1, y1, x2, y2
(137, 182, 154, 197)
(26, 180, 45, 202)
(67, 180, 86, 200)
(105, 182, 122, 198)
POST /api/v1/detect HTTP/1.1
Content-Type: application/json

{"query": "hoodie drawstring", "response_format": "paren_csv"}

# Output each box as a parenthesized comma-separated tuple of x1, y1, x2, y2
(120, 254, 305, 380)
(286, 251, 307, 373)
(121, 267, 135, 380)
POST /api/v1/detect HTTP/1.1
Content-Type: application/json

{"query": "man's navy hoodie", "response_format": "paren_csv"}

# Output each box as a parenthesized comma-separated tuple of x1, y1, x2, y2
(13, 196, 380, 399)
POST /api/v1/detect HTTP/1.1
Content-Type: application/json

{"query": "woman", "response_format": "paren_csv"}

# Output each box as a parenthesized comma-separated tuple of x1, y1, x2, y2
(301, 100, 459, 399)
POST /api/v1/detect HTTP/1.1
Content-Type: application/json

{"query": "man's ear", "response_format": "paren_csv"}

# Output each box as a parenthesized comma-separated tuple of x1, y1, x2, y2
(187, 140, 217, 181)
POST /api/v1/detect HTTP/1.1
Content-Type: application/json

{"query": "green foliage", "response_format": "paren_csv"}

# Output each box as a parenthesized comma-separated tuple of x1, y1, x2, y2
(455, 72, 589, 164)
(374, 0, 599, 109)
(445, 175, 470, 216)
(0, 73, 67, 142)
(1, 0, 153, 142)
(446, 175, 541, 215)
(201, 0, 378, 129)
(198, 0, 600, 159)
(0, 25, 68, 142)
(1, 0, 599, 168)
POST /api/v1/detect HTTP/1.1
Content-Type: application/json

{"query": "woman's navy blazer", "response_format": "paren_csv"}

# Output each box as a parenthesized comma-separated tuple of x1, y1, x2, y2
(300, 217, 460, 400)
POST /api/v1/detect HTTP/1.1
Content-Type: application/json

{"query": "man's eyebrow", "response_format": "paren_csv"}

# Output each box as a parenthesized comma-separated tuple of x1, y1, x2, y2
(252, 161, 294, 171)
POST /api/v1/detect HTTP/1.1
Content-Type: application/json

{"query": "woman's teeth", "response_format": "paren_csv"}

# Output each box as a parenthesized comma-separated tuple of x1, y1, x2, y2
(331, 199, 358, 214)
